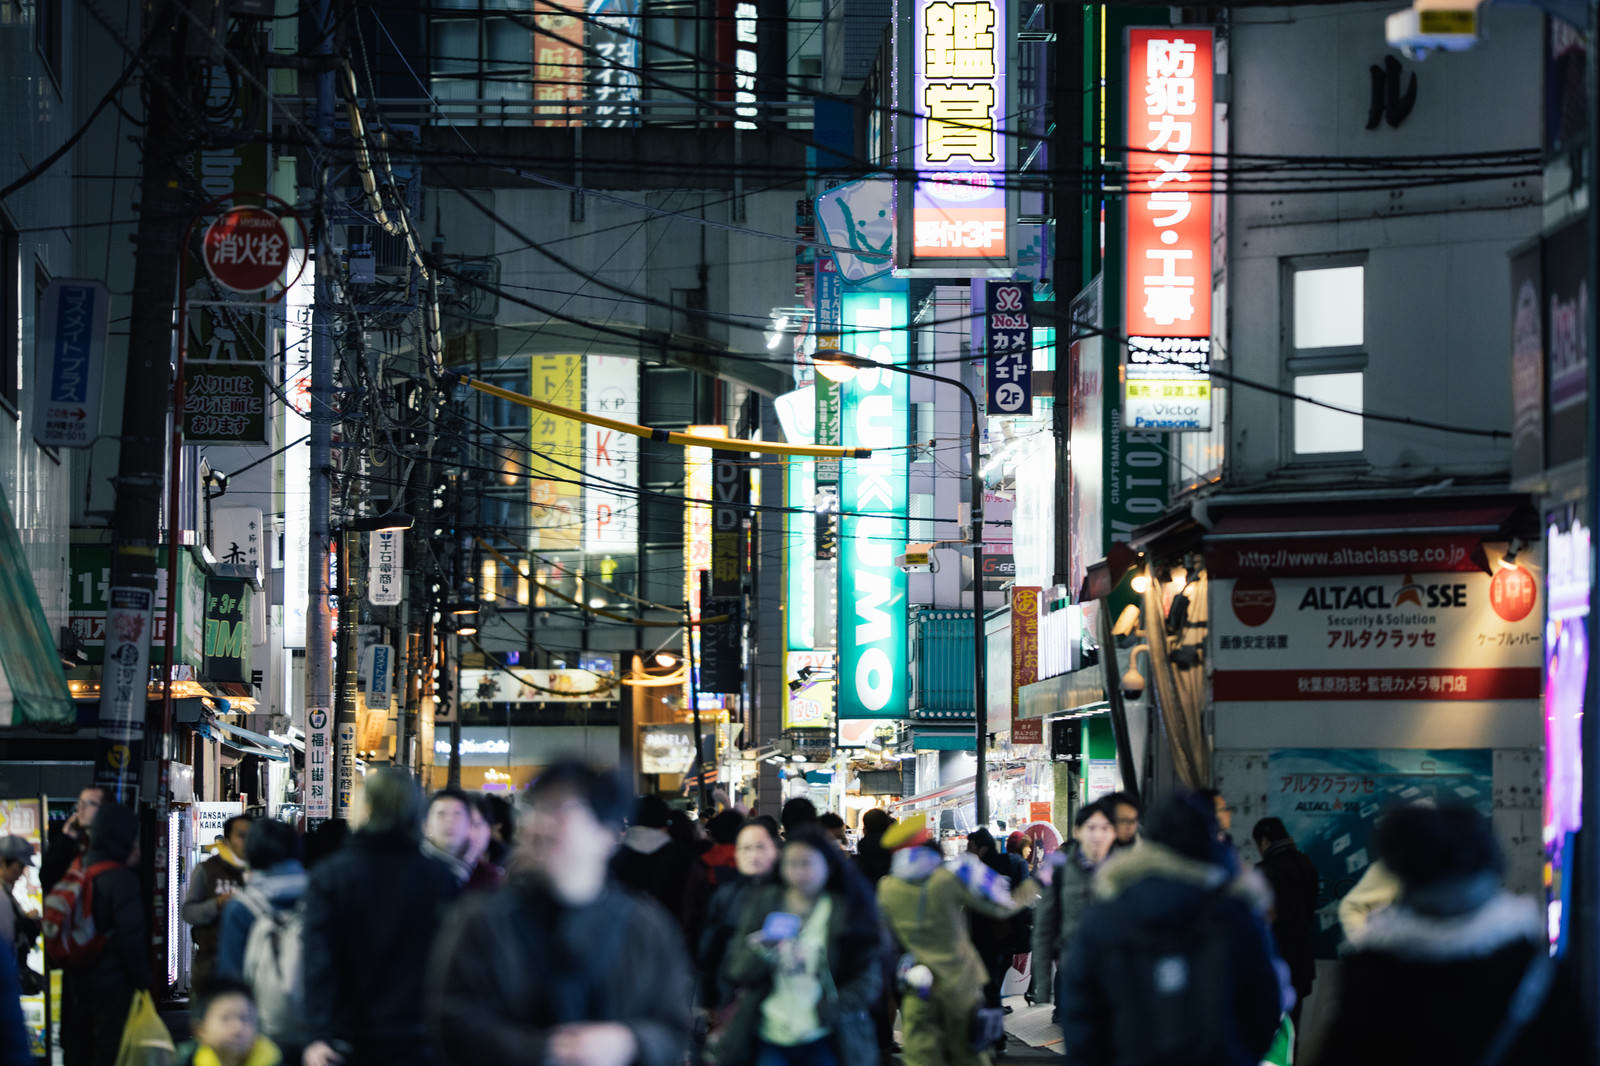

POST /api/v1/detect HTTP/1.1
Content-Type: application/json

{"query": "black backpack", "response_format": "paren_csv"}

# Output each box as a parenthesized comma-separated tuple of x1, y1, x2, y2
(1101, 888, 1235, 1066)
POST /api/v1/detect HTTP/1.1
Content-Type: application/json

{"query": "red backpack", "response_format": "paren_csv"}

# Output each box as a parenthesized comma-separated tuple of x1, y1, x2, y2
(41, 859, 121, 966)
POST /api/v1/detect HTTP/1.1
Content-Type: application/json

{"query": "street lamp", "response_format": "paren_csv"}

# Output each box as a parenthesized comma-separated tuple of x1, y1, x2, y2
(812, 347, 992, 828)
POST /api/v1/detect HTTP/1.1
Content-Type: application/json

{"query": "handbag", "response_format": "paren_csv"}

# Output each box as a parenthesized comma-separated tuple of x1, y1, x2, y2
(115, 991, 175, 1066)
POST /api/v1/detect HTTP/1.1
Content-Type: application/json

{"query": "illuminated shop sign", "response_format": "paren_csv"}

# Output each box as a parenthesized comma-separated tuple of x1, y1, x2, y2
(838, 287, 910, 718)
(900, 0, 1011, 268)
(1124, 28, 1214, 431)
(585, 354, 639, 554)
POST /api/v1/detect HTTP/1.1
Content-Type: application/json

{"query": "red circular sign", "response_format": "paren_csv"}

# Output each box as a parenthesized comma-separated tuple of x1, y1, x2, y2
(1231, 578, 1276, 628)
(202, 206, 290, 292)
(1489, 565, 1537, 623)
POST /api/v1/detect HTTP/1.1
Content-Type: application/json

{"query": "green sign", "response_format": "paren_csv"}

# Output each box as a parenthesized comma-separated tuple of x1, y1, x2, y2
(815, 378, 842, 489)
(183, 362, 270, 443)
(70, 543, 205, 667)
(838, 285, 909, 718)
(203, 578, 251, 683)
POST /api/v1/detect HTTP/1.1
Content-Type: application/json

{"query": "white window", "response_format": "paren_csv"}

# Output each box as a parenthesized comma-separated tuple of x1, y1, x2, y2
(1286, 259, 1366, 458)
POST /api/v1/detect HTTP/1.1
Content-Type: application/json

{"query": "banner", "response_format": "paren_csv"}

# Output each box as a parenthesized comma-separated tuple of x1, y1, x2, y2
(33, 280, 108, 449)
(585, 353, 639, 554)
(985, 281, 1033, 416)
(367, 531, 403, 606)
(711, 456, 747, 598)
(1010, 587, 1042, 743)
(530, 354, 583, 550)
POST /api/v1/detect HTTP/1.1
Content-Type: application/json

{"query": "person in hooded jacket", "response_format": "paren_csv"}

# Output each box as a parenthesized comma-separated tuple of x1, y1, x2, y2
(1059, 792, 1282, 1066)
(714, 826, 882, 1066)
(611, 794, 697, 936)
(698, 819, 780, 1012)
(1031, 801, 1116, 1013)
(60, 803, 146, 1066)
(1310, 803, 1585, 1066)
(428, 761, 692, 1066)
(301, 768, 460, 1066)
(878, 818, 1041, 1066)
(217, 818, 308, 1058)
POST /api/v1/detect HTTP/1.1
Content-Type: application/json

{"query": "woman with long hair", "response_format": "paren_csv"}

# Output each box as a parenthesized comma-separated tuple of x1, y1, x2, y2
(714, 826, 883, 1066)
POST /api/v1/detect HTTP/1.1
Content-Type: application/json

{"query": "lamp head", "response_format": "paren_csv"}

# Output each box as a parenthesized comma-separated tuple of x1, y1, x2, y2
(813, 348, 865, 384)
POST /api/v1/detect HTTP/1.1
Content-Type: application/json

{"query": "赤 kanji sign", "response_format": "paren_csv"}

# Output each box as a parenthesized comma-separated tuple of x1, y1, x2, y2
(202, 206, 290, 293)
(1124, 28, 1214, 431)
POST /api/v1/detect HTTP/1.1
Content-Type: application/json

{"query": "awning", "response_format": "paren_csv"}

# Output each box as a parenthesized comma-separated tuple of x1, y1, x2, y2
(890, 766, 1027, 811)
(206, 719, 291, 762)
(0, 488, 74, 723)
(1204, 500, 1530, 541)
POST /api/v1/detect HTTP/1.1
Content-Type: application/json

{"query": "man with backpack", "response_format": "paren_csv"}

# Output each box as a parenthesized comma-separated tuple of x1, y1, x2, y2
(1059, 792, 1282, 1066)
(50, 803, 146, 1066)
(217, 819, 308, 1059)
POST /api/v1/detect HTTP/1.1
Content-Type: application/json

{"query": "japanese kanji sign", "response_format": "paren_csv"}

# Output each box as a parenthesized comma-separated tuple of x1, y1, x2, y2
(532, 0, 584, 127)
(529, 355, 583, 551)
(711, 455, 748, 599)
(587, 0, 641, 127)
(33, 279, 108, 449)
(367, 530, 404, 607)
(905, 0, 1009, 266)
(1124, 28, 1214, 430)
(985, 280, 1032, 415)
(1010, 587, 1043, 744)
(306, 705, 331, 820)
(203, 207, 290, 293)
(1210, 564, 1543, 703)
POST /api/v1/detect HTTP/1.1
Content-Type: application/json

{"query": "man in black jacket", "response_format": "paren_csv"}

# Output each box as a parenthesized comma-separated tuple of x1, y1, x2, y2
(302, 768, 460, 1066)
(60, 804, 145, 1066)
(428, 761, 691, 1066)
(1251, 817, 1318, 1034)
(854, 809, 895, 886)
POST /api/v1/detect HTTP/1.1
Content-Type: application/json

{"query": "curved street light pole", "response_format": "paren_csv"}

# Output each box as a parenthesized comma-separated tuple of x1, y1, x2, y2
(814, 350, 988, 829)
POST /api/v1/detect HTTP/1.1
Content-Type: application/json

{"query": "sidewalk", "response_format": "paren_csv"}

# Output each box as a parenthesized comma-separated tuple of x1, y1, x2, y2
(1001, 994, 1064, 1058)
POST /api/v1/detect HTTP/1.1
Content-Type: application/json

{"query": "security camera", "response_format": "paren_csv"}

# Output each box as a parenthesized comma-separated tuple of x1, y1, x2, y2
(1120, 665, 1146, 702)
(895, 543, 935, 573)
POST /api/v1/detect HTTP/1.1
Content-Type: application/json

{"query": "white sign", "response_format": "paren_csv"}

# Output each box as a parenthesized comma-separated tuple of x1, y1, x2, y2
(1212, 567, 1542, 702)
(281, 251, 313, 649)
(363, 643, 394, 709)
(367, 531, 403, 606)
(305, 704, 331, 819)
(640, 724, 696, 774)
(190, 801, 244, 849)
(585, 354, 639, 555)
(34, 279, 108, 449)
(815, 178, 895, 283)
(460, 667, 616, 704)
(213, 507, 265, 577)
(1086, 759, 1119, 801)
(433, 736, 511, 756)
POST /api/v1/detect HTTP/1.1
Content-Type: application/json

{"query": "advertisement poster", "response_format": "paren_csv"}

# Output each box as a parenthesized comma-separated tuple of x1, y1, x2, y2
(1267, 748, 1493, 958)
(985, 281, 1033, 415)
(1211, 565, 1542, 702)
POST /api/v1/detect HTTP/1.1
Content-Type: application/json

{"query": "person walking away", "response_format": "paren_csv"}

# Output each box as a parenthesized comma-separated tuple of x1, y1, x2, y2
(701, 811, 744, 889)
(0, 837, 42, 994)
(463, 795, 503, 892)
(1032, 801, 1116, 1016)
(1103, 792, 1142, 852)
(41, 787, 104, 893)
(301, 768, 460, 1066)
(612, 795, 698, 936)
(714, 826, 882, 1066)
(1310, 803, 1584, 1066)
(428, 761, 692, 1066)
(57, 803, 146, 1066)
(780, 798, 818, 839)
(421, 789, 474, 885)
(854, 811, 894, 886)
(1059, 792, 1282, 1066)
(178, 978, 281, 1066)
(878, 815, 1041, 1066)
(1250, 818, 1318, 1042)
(817, 813, 849, 850)
(699, 821, 781, 1013)
(217, 819, 308, 1058)
(964, 829, 1029, 1018)
(185, 814, 253, 988)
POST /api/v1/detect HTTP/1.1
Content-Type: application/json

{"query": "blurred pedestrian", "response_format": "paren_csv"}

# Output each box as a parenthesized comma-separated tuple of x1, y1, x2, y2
(1059, 792, 1281, 1066)
(0, 836, 42, 994)
(612, 795, 698, 935)
(185, 814, 254, 987)
(780, 798, 818, 839)
(421, 789, 474, 885)
(1312, 803, 1583, 1066)
(463, 795, 503, 892)
(219, 819, 308, 1058)
(429, 761, 692, 1066)
(965, 829, 1029, 1016)
(1031, 801, 1116, 1013)
(179, 978, 281, 1066)
(301, 767, 459, 1066)
(41, 786, 105, 893)
(701, 811, 745, 889)
(1197, 788, 1234, 844)
(854, 810, 894, 886)
(878, 815, 1039, 1066)
(1336, 859, 1400, 942)
(1005, 832, 1035, 874)
(714, 826, 882, 1066)
(1250, 817, 1318, 1040)
(58, 803, 146, 1066)
(817, 813, 848, 850)
(481, 793, 514, 868)
(699, 820, 782, 1012)
(1104, 791, 1143, 852)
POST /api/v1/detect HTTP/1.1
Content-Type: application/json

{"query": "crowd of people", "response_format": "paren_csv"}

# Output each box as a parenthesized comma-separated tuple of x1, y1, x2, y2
(14, 770, 1588, 1066)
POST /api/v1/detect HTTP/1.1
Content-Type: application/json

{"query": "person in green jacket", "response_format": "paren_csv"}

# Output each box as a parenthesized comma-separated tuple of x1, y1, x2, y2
(877, 816, 1040, 1066)
(1030, 800, 1117, 1012)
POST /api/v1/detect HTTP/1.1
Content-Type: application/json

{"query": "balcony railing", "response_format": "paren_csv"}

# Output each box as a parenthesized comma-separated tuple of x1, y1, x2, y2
(330, 95, 815, 130)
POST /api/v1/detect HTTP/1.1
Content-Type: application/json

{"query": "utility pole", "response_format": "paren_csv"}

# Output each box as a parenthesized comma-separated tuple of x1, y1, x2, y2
(306, 0, 337, 821)
(335, 533, 361, 810)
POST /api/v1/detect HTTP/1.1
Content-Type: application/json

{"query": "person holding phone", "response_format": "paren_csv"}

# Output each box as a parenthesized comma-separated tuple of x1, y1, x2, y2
(714, 827, 883, 1066)
(40, 787, 105, 893)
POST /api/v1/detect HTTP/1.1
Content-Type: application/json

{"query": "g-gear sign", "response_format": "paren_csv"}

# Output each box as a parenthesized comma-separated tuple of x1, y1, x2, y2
(202, 207, 291, 293)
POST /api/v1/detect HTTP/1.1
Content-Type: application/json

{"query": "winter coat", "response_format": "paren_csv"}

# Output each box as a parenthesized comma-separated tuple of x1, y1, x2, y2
(715, 883, 881, 1066)
(182, 848, 248, 982)
(427, 878, 692, 1066)
(1030, 843, 1098, 1001)
(40, 831, 83, 896)
(1059, 841, 1283, 1066)
(301, 831, 460, 1065)
(697, 872, 765, 1009)
(855, 835, 892, 885)
(611, 825, 697, 931)
(1336, 859, 1400, 942)
(217, 860, 308, 981)
(61, 806, 146, 1066)
(1254, 839, 1319, 999)
(1311, 886, 1586, 1066)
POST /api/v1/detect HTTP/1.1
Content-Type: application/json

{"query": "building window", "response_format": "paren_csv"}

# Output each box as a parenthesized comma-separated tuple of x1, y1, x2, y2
(1286, 259, 1365, 457)
(0, 216, 17, 414)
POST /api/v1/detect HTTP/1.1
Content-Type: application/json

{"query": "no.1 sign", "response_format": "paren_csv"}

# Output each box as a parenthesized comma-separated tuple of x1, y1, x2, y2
(202, 206, 290, 292)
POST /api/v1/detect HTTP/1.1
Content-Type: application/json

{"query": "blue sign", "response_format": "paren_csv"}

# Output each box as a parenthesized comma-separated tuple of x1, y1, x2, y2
(985, 280, 1032, 416)
(33, 279, 108, 449)
(365, 643, 393, 707)
(816, 177, 895, 283)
